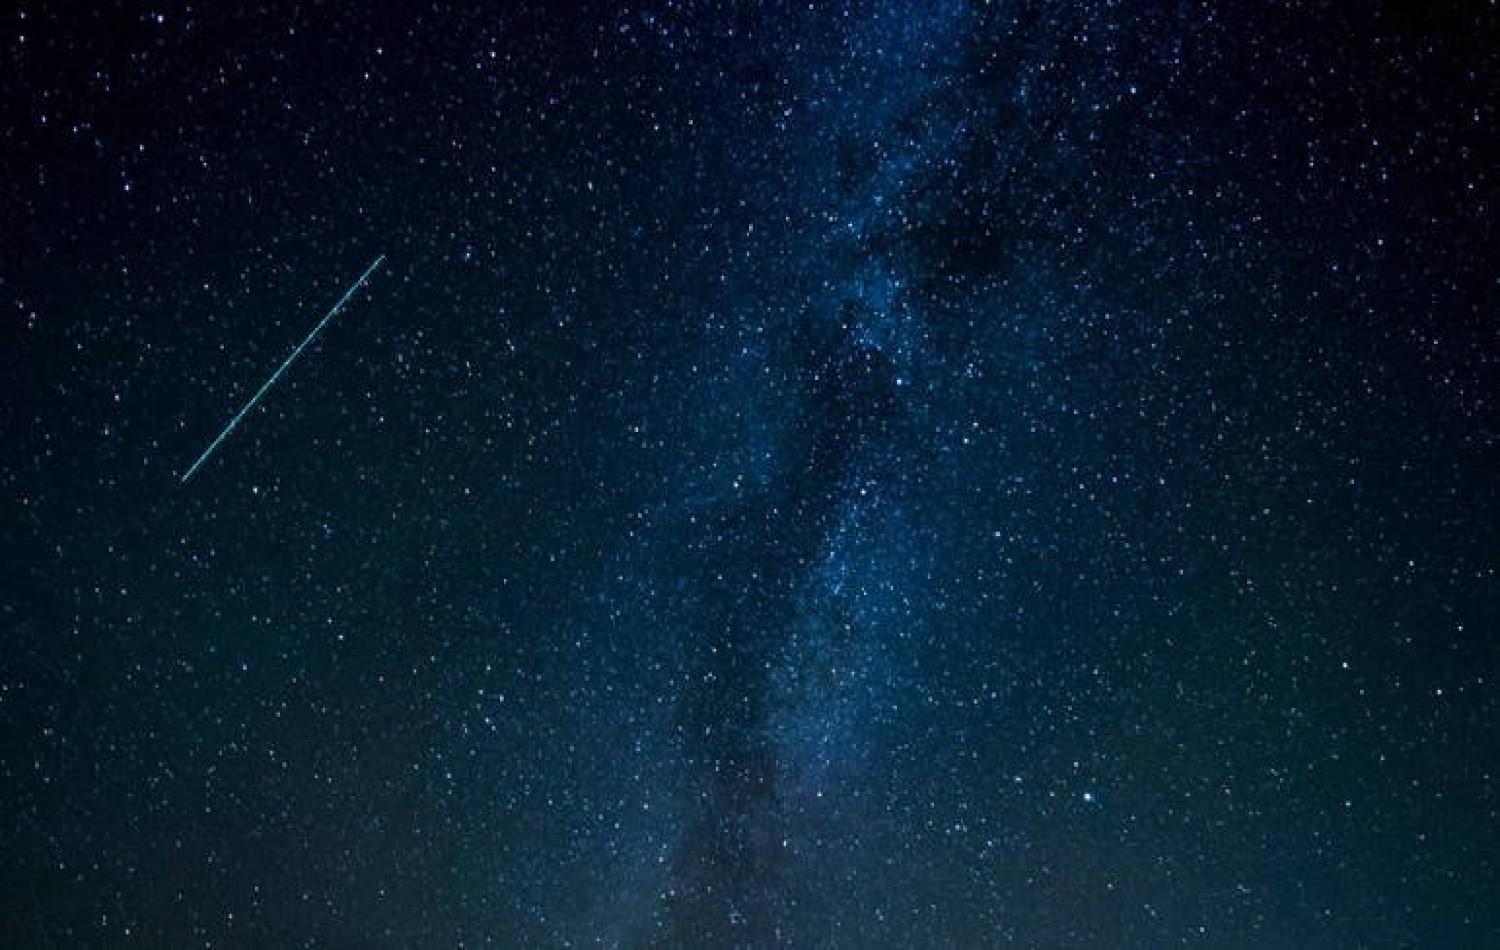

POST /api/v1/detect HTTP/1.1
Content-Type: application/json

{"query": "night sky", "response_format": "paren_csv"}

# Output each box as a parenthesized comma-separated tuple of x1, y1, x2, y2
(3, 2, 1497, 947)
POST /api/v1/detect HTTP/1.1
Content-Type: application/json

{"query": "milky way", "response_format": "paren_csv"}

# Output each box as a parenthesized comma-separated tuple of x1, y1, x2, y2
(4, 2, 1496, 946)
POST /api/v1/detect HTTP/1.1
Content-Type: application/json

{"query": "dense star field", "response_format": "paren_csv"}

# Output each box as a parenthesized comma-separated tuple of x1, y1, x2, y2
(3, 2, 1496, 946)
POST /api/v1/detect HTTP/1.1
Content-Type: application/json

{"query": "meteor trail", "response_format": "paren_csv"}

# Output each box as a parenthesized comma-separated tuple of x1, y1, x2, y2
(180, 254, 386, 483)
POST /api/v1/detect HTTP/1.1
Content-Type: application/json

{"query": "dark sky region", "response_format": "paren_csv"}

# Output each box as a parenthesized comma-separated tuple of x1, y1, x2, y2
(2, 2, 1497, 947)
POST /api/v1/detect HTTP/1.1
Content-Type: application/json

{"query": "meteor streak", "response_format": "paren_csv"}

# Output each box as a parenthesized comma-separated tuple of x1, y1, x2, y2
(180, 254, 385, 483)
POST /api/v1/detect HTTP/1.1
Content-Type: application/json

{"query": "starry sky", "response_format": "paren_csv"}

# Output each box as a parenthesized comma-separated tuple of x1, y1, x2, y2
(3, 2, 1497, 947)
